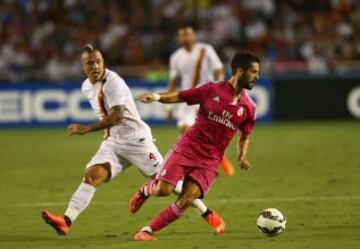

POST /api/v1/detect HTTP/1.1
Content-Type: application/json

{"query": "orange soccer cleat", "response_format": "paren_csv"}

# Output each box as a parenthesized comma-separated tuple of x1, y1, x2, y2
(134, 231, 157, 241)
(41, 209, 70, 235)
(204, 211, 226, 234)
(220, 156, 235, 177)
(129, 184, 149, 214)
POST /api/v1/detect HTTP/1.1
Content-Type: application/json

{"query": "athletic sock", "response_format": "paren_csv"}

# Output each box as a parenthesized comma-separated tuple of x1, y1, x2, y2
(140, 226, 153, 234)
(141, 179, 157, 197)
(173, 180, 183, 195)
(64, 182, 96, 224)
(191, 198, 208, 215)
(148, 203, 185, 232)
(201, 209, 212, 218)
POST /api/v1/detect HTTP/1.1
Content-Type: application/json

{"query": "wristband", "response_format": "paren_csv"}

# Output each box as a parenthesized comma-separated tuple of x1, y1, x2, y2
(153, 93, 161, 101)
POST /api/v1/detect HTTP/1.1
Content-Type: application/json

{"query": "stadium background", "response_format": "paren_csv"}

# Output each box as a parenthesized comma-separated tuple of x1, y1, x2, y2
(0, 1, 359, 249)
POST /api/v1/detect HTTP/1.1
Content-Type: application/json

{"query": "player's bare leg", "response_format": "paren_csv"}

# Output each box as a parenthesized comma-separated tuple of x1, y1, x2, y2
(129, 179, 225, 234)
(129, 180, 173, 213)
(134, 178, 222, 241)
(41, 163, 110, 235)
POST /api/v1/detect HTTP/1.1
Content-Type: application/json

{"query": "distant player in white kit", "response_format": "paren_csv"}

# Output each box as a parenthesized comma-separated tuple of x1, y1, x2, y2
(41, 45, 225, 236)
(168, 25, 235, 176)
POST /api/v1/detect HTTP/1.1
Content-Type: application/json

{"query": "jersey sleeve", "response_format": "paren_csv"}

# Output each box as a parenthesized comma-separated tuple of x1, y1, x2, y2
(169, 53, 179, 80)
(179, 82, 212, 105)
(103, 76, 131, 108)
(239, 106, 256, 134)
(207, 45, 223, 72)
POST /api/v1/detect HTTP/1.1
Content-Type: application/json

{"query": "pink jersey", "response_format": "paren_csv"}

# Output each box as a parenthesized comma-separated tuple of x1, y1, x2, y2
(174, 81, 256, 172)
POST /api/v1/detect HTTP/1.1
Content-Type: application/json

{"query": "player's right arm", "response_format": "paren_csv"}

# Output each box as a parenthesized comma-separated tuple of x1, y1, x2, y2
(168, 53, 179, 92)
(137, 92, 183, 104)
(67, 105, 124, 136)
(137, 82, 212, 105)
(165, 78, 178, 120)
(166, 53, 180, 119)
(68, 74, 129, 136)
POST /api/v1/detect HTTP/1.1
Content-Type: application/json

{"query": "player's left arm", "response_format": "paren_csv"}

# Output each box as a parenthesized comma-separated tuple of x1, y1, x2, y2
(237, 105, 256, 171)
(237, 130, 251, 171)
(67, 105, 124, 136)
(207, 45, 224, 81)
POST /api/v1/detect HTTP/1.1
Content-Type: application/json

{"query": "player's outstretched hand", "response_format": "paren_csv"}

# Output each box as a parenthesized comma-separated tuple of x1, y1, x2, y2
(136, 93, 159, 103)
(238, 158, 251, 171)
(67, 124, 89, 136)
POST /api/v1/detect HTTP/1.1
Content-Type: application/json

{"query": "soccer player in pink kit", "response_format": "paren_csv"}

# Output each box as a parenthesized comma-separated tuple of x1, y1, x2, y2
(168, 25, 235, 177)
(130, 51, 259, 241)
(41, 45, 224, 236)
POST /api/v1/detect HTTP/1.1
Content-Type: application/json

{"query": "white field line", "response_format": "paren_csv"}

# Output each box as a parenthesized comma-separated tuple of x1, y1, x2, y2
(5, 196, 360, 208)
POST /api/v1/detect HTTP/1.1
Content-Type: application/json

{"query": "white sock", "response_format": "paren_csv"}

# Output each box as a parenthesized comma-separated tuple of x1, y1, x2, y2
(141, 226, 153, 234)
(142, 180, 157, 197)
(64, 182, 96, 223)
(174, 180, 183, 195)
(192, 199, 208, 215)
(174, 180, 208, 215)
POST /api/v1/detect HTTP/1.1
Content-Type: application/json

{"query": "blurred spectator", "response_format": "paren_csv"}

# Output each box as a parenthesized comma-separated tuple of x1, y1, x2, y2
(46, 50, 80, 80)
(0, 0, 359, 81)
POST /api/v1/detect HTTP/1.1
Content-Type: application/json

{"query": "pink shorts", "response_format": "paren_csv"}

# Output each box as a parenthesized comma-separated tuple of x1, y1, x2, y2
(156, 150, 218, 197)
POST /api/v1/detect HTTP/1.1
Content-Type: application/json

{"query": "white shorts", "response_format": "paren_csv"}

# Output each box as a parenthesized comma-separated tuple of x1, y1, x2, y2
(86, 137, 163, 180)
(177, 103, 199, 128)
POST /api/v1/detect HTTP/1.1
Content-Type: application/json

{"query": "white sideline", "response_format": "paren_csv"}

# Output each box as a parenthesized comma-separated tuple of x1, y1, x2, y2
(5, 196, 360, 208)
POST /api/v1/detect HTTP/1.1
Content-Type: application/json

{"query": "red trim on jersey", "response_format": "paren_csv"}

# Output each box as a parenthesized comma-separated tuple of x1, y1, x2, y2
(191, 48, 205, 88)
(97, 79, 110, 140)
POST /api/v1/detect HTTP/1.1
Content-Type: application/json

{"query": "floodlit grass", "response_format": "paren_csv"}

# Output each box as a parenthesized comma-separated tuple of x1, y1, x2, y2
(0, 121, 359, 249)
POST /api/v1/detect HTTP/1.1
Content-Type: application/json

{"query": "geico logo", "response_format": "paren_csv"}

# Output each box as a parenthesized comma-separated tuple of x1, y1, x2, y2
(0, 90, 96, 122)
(347, 86, 360, 119)
(0, 85, 271, 123)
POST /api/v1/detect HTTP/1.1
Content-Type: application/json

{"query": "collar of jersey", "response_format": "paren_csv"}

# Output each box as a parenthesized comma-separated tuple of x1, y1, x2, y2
(224, 80, 245, 101)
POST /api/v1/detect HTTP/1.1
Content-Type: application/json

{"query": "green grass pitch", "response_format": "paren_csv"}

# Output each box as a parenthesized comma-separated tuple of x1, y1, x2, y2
(0, 121, 359, 249)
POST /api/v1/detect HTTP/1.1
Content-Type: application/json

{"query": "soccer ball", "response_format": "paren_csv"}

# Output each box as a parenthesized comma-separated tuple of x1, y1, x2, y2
(257, 208, 286, 236)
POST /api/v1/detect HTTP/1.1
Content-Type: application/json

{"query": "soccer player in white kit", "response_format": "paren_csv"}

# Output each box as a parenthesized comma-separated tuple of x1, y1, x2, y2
(168, 25, 235, 176)
(41, 45, 224, 236)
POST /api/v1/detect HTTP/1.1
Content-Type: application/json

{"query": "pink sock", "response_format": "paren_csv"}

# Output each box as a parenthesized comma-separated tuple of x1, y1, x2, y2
(142, 180, 157, 197)
(149, 203, 185, 232)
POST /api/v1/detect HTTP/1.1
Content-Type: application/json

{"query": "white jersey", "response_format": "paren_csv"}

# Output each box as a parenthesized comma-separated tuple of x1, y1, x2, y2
(169, 42, 223, 90)
(82, 69, 152, 140)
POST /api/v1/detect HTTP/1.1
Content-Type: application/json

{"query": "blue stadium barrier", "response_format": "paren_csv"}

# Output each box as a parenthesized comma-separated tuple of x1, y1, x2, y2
(0, 79, 272, 128)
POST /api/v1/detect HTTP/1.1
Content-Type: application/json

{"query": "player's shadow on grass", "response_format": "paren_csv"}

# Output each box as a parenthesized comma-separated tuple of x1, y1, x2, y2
(0, 235, 63, 242)
(0, 233, 133, 243)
